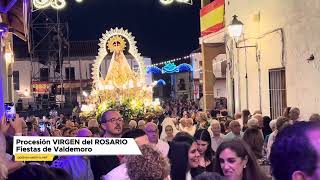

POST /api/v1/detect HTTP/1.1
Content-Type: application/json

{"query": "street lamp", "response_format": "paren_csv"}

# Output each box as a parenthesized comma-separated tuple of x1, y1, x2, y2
(228, 15, 244, 39)
(228, 15, 256, 48)
(23, 89, 30, 97)
(228, 15, 261, 111)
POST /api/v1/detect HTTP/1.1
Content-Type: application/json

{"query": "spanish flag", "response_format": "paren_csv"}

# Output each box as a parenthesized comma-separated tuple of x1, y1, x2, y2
(200, 0, 225, 37)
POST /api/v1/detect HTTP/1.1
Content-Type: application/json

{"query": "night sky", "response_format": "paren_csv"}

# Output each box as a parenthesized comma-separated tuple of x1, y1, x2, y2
(58, 0, 201, 62)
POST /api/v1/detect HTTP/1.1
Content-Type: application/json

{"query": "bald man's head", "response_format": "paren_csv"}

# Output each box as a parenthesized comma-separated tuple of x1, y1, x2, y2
(234, 112, 242, 120)
(229, 120, 241, 135)
(144, 122, 158, 144)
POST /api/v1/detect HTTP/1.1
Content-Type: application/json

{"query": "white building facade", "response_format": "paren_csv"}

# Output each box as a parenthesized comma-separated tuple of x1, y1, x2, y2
(224, 0, 320, 119)
(199, 0, 320, 119)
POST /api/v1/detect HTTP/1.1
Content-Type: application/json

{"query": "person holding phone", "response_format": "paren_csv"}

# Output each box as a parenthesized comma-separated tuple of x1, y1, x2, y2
(37, 122, 50, 136)
(0, 115, 24, 136)
(4, 103, 16, 122)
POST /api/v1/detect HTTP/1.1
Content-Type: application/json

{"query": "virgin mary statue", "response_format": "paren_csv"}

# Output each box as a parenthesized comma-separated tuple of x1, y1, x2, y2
(103, 35, 138, 88)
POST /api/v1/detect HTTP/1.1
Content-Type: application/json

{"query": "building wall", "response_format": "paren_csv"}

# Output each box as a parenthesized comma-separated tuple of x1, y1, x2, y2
(225, 0, 320, 119)
(215, 79, 226, 98)
(12, 61, 32, 94)
(191, 52, 227, 100)
(13, 57, 153, 104)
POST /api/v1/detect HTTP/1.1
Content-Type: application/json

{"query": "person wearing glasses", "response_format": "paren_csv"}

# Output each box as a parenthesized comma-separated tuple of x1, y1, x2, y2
(91, 109, 124, 180)
(100, 110, 124, 138)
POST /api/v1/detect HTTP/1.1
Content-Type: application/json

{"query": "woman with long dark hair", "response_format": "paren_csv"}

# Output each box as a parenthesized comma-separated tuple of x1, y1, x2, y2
(214, 139, 268, 180)
(191, 129, 214, 177)
(168, 132, 200, 180)
(262, 116, 272, 138)
(241, 110, 251, 131)
(243, 128, 264, 159)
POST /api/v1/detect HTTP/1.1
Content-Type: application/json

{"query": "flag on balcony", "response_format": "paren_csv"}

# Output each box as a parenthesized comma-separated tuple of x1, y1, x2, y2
(200, 0, 225, 37)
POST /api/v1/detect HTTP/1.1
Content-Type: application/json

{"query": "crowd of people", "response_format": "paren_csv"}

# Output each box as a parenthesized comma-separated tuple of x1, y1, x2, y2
(0, 105, 320, 180)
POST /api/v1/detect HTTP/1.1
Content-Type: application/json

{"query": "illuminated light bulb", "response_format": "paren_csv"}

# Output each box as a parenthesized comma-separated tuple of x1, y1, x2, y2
(176, 0, 192, 4)
(82, 91, 88, 97)
(4, 44, 13, 63)
(81, 104, 95, 112)
(131, 100, 137, 107)
(144, 100, 150, 106)
(152, 81, 158, 86)
(23, 89, 30, 97)
(75, 0, 83, 2)
(128, 80, 134, 88)
(160, 0, 174, 5)
(153, 98, 160, 106)
(4, 52, 13, 63)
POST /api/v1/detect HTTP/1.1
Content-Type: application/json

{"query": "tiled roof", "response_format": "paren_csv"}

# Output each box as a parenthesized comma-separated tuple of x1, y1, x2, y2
(69, 40, 99, 57)
(14, 39, 100, 58)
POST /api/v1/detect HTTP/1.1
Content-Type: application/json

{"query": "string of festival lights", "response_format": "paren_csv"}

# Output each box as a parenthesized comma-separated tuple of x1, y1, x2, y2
(148, 52, 201, 67)
(33, 0, 191, 10)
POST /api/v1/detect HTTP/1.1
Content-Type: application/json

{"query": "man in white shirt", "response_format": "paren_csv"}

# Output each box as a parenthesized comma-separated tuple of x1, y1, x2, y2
(210, 120, 225, 152)
(224, 120, 243, 141)
(145, 122, 170, 157)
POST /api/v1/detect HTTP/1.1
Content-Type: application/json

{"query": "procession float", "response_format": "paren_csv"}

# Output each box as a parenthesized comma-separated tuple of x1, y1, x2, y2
(80, 28, 162, 122)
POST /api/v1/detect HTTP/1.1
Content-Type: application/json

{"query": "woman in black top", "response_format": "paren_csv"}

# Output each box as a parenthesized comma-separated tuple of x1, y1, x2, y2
(191, 129, 214, 177)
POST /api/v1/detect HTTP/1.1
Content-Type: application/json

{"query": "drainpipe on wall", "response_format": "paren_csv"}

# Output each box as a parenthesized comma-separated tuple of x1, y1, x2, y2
(236, 47, 241, 111)
(243, 43, 249, 109)
(256, 45, 262, 111)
